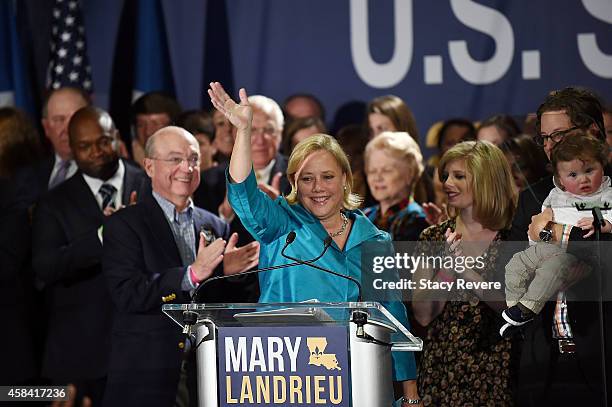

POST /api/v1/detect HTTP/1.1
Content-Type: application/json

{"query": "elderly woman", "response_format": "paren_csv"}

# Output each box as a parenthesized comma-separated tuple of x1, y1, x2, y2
(209, 82, 421, 405)
(412, 141, 518, 406)
(363, 132, 428, 241)
(365, 95, 434, 206)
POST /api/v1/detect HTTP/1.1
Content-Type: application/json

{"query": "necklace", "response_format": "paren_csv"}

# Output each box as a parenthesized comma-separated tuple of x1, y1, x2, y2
(329, 212, 349, 238)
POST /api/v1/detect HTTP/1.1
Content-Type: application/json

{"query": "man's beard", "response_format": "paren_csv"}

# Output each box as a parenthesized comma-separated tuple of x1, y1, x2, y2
(84, 156, 119, 180)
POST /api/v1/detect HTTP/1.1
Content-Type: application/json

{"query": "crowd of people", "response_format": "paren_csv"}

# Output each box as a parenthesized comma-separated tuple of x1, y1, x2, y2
(1, 82, 612, 406)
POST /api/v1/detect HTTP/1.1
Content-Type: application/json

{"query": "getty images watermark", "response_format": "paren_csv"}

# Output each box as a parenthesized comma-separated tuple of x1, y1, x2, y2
(370, 251, 497, 292)
(360, 241, 612, 303)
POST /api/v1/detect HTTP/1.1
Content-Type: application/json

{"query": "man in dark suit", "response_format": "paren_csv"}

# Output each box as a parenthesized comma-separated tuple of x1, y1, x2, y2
(31, 106, 147, 405)
(14, 87, 91, 210)
(102, 126, 258, 407)
(509, 87, 610, 405)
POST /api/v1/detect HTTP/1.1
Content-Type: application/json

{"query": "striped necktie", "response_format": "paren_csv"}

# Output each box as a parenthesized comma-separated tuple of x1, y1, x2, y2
(49, 160, 70, 189)
(99, 184, 117, 209)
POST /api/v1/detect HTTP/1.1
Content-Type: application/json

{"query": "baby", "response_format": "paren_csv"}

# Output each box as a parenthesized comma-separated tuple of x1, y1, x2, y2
(501, 130, 612, 336)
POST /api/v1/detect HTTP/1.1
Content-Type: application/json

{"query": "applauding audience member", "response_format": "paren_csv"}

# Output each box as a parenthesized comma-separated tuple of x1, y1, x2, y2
(32, 107, 148, 406)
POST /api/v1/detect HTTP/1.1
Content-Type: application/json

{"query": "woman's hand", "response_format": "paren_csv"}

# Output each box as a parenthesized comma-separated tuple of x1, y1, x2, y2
(423, 202, 447, 225)
(444, 227, 462, 257)
(210, 82, 254, 184)
(208, 82, 252, 131)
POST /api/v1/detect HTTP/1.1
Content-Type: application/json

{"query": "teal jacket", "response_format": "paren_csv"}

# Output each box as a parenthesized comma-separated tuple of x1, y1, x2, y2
(227, 169, 416, 380)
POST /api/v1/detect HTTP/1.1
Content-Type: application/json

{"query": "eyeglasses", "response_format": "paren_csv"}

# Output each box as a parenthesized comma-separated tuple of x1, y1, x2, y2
(251, 126, 277, 137)
(150, 156, 200, 168)
(534, 126, 578, 146)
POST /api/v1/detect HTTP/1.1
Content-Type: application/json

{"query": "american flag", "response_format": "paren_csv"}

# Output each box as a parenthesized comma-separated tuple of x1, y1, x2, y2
(46, 0, 93, 91)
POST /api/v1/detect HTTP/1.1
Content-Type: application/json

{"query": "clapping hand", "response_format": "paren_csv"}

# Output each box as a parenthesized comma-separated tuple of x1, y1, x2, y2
(208, 82, 252, 131)
(102, 190, 138, 216)
(223, 232, 260, 275)
(191, 234, 226, 281)
(258, 172, 283, 200)
(423, 202, 447, 225)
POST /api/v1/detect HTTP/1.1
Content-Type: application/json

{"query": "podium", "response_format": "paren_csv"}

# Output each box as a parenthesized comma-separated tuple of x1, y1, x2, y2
(163, 302, 422, 407)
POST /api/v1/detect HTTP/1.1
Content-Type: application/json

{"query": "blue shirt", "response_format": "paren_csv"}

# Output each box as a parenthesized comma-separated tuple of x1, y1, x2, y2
(152, 191, 197, 290)
(227, 169, 416, 380)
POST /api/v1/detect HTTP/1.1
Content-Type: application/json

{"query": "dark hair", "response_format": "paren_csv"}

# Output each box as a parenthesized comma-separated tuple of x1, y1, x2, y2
(176, 110, 215, 143)
(0, 107, 43, 177)
(131, 91, 182, 125)
(499, 134, 549, 184)
(366, 95, 419, 142)
(282, 116, 326, 154)
(436, 118, 476, 151)
(477, 114, 520, 140)
(41, 87, 92, 118)
(283, 93, 325, 122)
(536, 87, 604, 141)
(551, 129, 607, 177)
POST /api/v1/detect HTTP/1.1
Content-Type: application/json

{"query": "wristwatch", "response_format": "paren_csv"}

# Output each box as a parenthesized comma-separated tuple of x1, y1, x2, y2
(539, 221, 555, 242)
(401, 396, 421, 405)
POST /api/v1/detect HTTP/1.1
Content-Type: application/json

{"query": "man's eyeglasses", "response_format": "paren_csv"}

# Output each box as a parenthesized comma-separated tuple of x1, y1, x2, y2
(533, 126, 578, 146)
(150, 156, 201, 168)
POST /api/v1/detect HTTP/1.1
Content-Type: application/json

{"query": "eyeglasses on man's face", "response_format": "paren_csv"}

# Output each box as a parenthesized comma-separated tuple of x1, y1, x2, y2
(150, 155, 201, 168)
(534, 126, 578, 146)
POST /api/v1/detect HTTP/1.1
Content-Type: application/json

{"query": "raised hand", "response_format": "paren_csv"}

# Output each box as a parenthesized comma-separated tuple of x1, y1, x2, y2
(208, 82, 252, 131)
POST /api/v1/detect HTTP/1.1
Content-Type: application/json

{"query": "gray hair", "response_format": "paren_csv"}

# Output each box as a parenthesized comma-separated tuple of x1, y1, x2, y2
(365, 131, 424, 180)
(248, 95, 284, 131)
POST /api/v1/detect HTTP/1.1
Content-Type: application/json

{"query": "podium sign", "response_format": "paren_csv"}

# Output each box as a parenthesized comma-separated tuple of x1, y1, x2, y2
(218, 326, 349, 406)
(163, 302, 422, 407)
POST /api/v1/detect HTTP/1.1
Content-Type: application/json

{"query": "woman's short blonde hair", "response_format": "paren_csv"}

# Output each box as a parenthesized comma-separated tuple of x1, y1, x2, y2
(286, 134, 362, 210)
(364, 131, 424, 195)
(438, 141, 517, 231)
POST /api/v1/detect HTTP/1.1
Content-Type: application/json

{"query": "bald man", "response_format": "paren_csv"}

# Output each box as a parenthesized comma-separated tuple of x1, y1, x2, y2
(102, 126, 258, 407)
(14, 87, 91, 210)
(32, 106, 147, 406)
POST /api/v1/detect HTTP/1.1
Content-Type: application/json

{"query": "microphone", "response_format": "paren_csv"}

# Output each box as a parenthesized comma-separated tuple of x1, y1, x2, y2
(280, 233, 363, 302)
(187, 231, 330, 305)
(182, 231, 334, 334)
(280, 233, 390, 345)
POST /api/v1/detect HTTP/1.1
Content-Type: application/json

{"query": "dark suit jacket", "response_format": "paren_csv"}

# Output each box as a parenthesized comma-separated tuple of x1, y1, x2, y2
(31, 160, 147, 382)
(102, 192, 229, 407)
(0, 178, 38, 384)
(510, 175, 611, 404)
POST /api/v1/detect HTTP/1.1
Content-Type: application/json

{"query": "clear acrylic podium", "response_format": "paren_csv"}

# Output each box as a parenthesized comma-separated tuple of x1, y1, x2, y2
(163, 302, 422, 407)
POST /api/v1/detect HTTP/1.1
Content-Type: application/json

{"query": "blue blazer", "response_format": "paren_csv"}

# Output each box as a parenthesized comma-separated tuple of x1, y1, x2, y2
(102, 191, 229, 406)
(227, 169, 417, 381)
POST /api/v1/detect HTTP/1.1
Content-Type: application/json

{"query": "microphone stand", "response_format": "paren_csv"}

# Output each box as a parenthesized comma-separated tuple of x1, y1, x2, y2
(575, 201, 609, 406)
(182, 231, 331, 336)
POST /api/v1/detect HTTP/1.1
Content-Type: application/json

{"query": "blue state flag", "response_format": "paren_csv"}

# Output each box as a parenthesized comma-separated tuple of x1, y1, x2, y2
(0, 0, 34, 114)
(132, 0, 175, 101)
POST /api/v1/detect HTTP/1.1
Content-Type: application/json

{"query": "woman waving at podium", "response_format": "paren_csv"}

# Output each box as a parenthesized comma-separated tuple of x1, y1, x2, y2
(208, 82, 421, 405)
